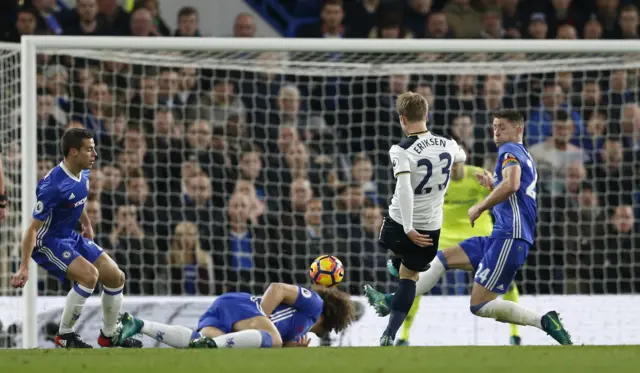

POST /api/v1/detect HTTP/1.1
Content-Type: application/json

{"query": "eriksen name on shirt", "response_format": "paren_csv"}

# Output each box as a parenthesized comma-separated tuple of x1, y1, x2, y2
(412, 137, 447, 154)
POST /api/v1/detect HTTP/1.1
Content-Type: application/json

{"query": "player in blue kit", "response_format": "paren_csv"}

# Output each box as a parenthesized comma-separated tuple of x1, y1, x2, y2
(366, 109, 572, 345)
(113, 283, 355, 348)
(11, 129, 141, 348)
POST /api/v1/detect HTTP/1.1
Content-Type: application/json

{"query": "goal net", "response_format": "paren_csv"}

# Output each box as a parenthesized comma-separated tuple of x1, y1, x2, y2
(2, 37, 640, 347)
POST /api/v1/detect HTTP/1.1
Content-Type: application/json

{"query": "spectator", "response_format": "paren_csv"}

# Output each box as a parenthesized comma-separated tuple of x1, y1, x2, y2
(36, 89, 64, 159)
(583, 18, 603, 39)
(85, 199, 108, 248)
(344, 0, 381, 38)
(480, 9, 504, 39)
(500, 0, 525, 37)
(527, 12, 548, 39)
(332, 183, 365, 239)
(596, 0, 621, 39)
(603, 69, 635, 132)
(31, 0, 63, 35)
(619, 5, 639, 39)
(234, 179, 265, 224)
(129, 7, 156, 37)
(73, 81, 112, 142)
(544, 0, 586, 39)
(232, 12, 256, 38)
(351, 204, 390, 292)
(167, 221, 213, 295)
(175, 6, 199, 36)
(443, 0, 483, 39)
(36, 158, 54, 184)
(369, 12, 413, 39)
(298, 0, 350, 38)
(583, 110, 607, 162)
(110, 204, 162, 295)
(97, 0, 130, 35)
(425, 12, 452, 38)
(88, 167, 104, 201)
(527, 81, 584, 146)
(65, 0, 104, 36)
(351, 152, 380, 206)
(591, 139, 637, 206)
(237, 144, 266, 201)
(2, 7, 38, 42)
(598, 205, 640, 293)
(404, 0, 432, 38)
(44, 65, 71, 120)
(556, 23, 578, 39)
(135, 0, 170, 36)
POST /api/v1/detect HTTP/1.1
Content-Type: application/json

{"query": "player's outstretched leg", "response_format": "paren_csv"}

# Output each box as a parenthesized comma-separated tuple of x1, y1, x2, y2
(502, 282, 522, 345)
(115, 312, 198, 348)
(396, 296, 420, 346)
(364, 251, 451, 317)
(55, 257, 98, 348)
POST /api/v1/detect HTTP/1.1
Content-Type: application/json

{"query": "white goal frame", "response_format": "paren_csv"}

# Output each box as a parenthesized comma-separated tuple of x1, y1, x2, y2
(18, 36, 640, 348)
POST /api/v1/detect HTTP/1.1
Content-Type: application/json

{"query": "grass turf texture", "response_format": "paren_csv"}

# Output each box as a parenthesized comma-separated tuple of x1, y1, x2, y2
(1, 346, 638, 373)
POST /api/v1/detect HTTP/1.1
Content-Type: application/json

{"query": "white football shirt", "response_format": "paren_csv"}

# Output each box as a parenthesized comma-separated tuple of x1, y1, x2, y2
(388, 132, 467, 231)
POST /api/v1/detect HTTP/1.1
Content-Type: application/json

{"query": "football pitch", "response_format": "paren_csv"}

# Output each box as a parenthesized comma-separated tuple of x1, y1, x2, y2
(1, 346, 638, 373)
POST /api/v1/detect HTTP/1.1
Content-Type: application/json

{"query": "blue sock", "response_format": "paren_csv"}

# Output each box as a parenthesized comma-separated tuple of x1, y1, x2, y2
(384, 278, 416, 339)
(259, 330, 273, 348)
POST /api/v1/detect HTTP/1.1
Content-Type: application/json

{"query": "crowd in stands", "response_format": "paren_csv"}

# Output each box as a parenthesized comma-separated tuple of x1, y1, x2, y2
(0, 0, 638, 296)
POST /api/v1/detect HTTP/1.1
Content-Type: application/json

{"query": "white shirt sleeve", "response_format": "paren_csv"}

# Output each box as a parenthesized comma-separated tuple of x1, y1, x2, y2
(450, 139, 467, 164)
(389, 145, 411, 177)
(395, 173, 414, 234)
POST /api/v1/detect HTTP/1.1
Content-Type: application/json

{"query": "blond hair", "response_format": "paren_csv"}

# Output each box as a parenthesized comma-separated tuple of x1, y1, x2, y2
(396, 92, 428, 122)
(168, 221, 211, 266)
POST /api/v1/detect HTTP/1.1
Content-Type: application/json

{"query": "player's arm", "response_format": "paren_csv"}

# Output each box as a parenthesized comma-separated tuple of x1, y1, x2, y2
(18, 218, 46, 269)
(477, 160, 521, 213)
(390, 146, 414, 234)
(260, 283, 302, 316)
(450, 142, 467, 181)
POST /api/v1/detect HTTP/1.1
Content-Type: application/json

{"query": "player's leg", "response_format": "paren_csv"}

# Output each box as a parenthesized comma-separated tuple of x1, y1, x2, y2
(396, 296, 421, 346)
(115, 312, 201, 348)
(59, 254, 99, 348)
(502, 282, 522, 345)
(468, 239, 572, 345)
(365, 238, 482, 317)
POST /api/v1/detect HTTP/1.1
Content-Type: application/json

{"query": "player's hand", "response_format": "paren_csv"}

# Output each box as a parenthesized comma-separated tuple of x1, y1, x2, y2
(285, 335, 311, 348)
(468, 204, 484, 227)
(407, 229, 433, 247)
(11, 266, 29, 288)
(82, 224, 94, 240)
(475, 170, 494, 190)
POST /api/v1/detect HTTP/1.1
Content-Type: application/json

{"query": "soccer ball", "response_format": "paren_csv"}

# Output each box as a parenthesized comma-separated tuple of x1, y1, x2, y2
(309, 255, 344, 287)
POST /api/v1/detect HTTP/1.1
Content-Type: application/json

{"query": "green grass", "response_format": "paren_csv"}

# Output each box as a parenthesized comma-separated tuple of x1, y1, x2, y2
(1, 346, 638, 373)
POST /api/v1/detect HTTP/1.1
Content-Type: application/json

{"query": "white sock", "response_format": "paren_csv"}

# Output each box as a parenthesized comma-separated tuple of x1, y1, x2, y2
(101, 285, 124, 337)
(59, 284, 94, 334)
(473, 299, 543, 329)
(140, 320, 195, 348)
(415, 255, 447, 295)
(213, 330, 269, 348)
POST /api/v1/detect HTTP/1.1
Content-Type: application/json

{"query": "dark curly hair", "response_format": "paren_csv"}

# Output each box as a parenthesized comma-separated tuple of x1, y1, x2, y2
(312, 285, 356, 334)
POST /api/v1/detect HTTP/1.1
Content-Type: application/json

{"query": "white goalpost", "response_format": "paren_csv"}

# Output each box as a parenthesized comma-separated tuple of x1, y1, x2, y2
(3, 36, 640, 348)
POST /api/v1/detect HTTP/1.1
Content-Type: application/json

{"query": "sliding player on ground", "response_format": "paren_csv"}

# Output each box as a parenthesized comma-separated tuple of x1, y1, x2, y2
(382, 158, 523, 346)
(11, 129, 140, 348)
(366, 109, 572, 345)
(113, 283, 355, 348)
(371, 92, 466, 346)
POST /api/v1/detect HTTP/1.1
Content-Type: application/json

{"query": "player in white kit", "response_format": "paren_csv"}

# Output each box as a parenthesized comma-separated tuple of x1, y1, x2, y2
(372, 92, 466, 346)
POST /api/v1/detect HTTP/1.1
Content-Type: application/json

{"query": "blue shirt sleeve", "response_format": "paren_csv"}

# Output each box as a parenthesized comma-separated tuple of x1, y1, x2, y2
(32, 178, 59, 221)
(498, 143, 524, 170)
(293, 286, 323, 319)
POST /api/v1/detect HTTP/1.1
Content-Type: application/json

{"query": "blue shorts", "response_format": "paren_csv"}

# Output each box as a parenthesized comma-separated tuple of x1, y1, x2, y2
(32, 235, 104, 281)
(197, 293, 265, 333)
(459, 237, 530, 294)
